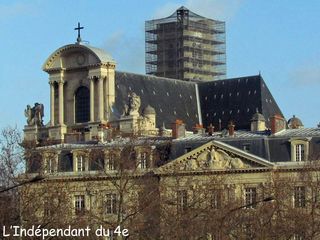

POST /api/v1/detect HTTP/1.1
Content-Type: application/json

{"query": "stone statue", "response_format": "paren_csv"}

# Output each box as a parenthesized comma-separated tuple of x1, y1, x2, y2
(24, 103, 44, 126)
(123, 92, 141, 116)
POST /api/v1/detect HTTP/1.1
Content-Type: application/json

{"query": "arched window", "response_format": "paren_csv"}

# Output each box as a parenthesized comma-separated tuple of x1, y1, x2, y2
(75, 86, 90, 123)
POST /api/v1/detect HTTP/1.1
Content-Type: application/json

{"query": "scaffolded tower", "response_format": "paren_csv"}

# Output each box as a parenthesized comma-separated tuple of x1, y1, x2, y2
(145, 6, 226, 82)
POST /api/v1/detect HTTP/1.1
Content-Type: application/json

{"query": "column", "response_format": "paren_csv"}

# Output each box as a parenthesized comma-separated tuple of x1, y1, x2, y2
(90, 77, 95, 122)
(104, 75, 109, 119)
(58, 80, 64, 125)
(98, 76, 104, 121)
(49, 81, 55, 126)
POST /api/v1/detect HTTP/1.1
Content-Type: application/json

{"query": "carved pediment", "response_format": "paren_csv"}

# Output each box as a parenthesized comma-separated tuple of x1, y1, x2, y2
(158, 140, 273, 173)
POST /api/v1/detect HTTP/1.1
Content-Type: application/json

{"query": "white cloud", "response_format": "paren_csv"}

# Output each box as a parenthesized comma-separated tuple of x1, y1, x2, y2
(153, 0, 243, 21)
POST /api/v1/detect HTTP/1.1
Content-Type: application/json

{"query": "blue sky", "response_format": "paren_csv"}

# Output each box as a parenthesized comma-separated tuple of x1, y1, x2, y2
(1, 0, 320, 129)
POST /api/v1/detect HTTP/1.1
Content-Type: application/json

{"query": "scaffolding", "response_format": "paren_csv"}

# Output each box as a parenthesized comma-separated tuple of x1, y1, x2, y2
(145, 6, 226, 81)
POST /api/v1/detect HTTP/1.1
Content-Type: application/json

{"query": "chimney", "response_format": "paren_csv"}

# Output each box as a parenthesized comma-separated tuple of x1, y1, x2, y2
(270, 114, 286, 134)
(228, 121, 235, 136)
(172, 119, 186, 139)
(207, 124, 214, 136)
(193, 124, 205, 135)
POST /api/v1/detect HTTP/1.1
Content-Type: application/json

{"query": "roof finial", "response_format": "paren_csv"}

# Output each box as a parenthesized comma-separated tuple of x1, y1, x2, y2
(74, 22, 84, 44)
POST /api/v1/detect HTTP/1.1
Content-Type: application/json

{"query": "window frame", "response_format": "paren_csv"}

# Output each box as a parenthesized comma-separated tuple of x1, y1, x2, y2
(244, 187, 257, 209)
(74, 195, 85, 215)
(106, 193, 117, 215)
(294, 186, 306, 208)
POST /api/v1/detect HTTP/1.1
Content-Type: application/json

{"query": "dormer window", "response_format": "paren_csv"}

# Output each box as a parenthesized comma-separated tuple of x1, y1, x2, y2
(77, 155, 85, 172)
(290, 138, 310, 162)
(295, 144, 305, 162)
(139, 152, 148, 169)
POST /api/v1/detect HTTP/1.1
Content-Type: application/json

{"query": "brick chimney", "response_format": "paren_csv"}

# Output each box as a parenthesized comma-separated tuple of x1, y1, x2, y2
(207, 124, 214, 136)
(172, 119, 186, 139)
(270, 114, 286, 134)
(228, 121, 235, 136)
(193, 124, 205, 135)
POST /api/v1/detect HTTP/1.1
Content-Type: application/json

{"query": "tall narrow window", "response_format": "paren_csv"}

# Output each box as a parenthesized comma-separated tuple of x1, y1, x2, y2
(244, 187, 257, 208)
(77, 155, 85, 172)
(107, 153, 116, 170)
(75, 195, 85, 215)
(294, 186, 306, 208)
(140, 152, 148, 169)
(211, 190, 222, 209)
(177, 190, 188, 213)
(106, 193, 117, 214)
(75, 86, 90, 123)
(296, 144, 305, 161)
(46, 158, 54, 173)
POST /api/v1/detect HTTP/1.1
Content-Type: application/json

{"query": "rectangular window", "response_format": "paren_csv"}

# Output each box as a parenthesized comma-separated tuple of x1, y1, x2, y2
(177, 190, 188, 212)
(47, 158, 54, 173)
(245, 187, 257, 208)
(292, 234, 304, 240)
(211, 190, 222, 209)
(296, 144, 305, 161)
(106, 193, 117, 214)
(294, 186, 306, 208)
(140, 152, 148, 169)
(243, 144, 251, 152)
(75, 195, 85, 215)
(77, 155, 85, 172)
(44, 197, 51, 217)
(107, 153, 115, 170)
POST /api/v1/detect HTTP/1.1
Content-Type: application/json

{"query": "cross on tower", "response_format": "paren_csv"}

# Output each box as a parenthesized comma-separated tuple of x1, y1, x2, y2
(74, 22, 84, 44)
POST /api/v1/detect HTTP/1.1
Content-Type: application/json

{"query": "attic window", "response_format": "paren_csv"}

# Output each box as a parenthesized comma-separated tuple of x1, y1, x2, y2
(179, 94, 182, 98)
(243, 144, 251, 152)
(290, 138, 310, 162)
(116, 84, 119, 89)
(248, 91, 251, 95)
(221, 94, 223, 99)
(187, 112, 190, 116)
(153, 90, 156, 95)
(174, 110, 177, 115)
(141, 89, 144, 94)
(206, 113, 209, 117)
(237, 109, 240, 113)
(247, 108, 250, 112)
(205, 96, 208, 101)
(129, 86, 132, 91)
(266, 99, 268, 102)
(214, 112, 216, 116)
(160, 108, 163, 113)
(237, 92, 239, 96)
(254, 90, 257, 94)
(190, 95, 193, 99)
(270, 99, 272, 103)
(214, 95, 216, 99)
(222, 111, 224, 115)
(238, 79, 241, 82)
(229, 93, 232, 97)
(229, 110, 232, 114)
(167, 92, 170, 96)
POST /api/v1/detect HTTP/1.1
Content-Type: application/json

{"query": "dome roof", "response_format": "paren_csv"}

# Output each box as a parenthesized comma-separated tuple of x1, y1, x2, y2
(288, 115, 303, 129)
(42, 43, 115, 72)
(251, 111, 265, 121)
(143, 105, 156, 115)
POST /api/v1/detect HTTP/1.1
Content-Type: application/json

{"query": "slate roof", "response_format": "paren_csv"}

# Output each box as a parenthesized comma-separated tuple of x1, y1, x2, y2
(114, 72, 284, 131)
(198, 75, 283, 130)
(115, 71, 200, 130)
(170, 128, 320, 163)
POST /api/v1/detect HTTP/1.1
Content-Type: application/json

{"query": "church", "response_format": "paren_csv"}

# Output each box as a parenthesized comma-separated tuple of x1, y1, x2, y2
(20, 10, 320, 240)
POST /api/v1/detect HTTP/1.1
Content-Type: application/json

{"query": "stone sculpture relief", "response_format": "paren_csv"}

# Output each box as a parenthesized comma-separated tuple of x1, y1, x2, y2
(185, 146, 248, 170)
(24, 103, 44, 126)
(122, 92, 141, 116)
